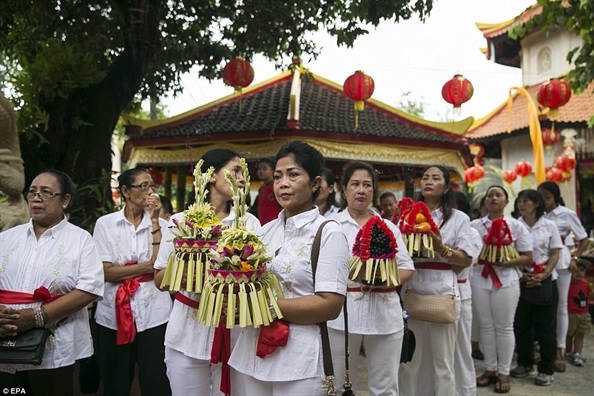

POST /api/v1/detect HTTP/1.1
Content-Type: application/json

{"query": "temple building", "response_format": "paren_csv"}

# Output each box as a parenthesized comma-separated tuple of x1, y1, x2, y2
(123, 66, 473, 211)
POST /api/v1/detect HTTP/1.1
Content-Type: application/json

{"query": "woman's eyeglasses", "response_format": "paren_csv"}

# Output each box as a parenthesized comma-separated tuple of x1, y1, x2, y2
(129, 183, 157, 191)
(25, 190, 62, 200)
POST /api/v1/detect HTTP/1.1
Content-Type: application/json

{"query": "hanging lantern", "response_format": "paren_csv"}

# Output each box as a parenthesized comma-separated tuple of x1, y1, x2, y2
(515, 160, 532, 178)
(545, 167, 563, 183)
(562, 171, 572, 183)
(343, 71, 375, 128)
(555, 155, 576, 173)
(222, 56, 255, 112)
(541, 128, 560, 150)
(537, 78, 571, 118)
(502, 170, 518, 184)
(464, 168, 476, 190)
(471, 165, 485, 183)
(442, 74, 474, 109)
(149, 168, 163, 186)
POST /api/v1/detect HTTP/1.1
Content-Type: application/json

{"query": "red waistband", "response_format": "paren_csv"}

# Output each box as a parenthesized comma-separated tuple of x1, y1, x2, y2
(0, 286, 61, 305)
(457, 279, 468, 284)
(414, 261, 452, 270)
(175, 292, 199, 309)
(347, 286, 398, 293)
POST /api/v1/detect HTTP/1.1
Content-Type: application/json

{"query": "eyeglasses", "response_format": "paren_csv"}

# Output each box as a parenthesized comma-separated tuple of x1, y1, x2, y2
(26, 190, 62, 200)
(129, 183, 157, 191)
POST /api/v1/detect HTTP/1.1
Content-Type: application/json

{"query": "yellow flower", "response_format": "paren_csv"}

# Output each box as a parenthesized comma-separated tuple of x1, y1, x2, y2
(240, 262, 254, 272)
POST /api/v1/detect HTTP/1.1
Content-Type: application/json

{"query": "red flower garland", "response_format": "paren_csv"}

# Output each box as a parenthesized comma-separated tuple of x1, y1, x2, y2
(352, 216, 398, 263)
(483, 218, 514, 248)
(393, 197, 414, 224)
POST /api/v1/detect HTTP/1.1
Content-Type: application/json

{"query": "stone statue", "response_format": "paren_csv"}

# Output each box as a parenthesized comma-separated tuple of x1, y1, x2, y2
(0, 92, 29, 231)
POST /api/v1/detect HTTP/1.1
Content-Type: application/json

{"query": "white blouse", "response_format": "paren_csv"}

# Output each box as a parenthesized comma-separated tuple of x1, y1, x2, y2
(457, 227, 482, 301)
(93, 208, 172, 332)
(402, 208, 479, 301)
(153, 209, 261, 360)
(327, 209, 414, 335)
(229, 208, 350, 381)
(518, 216, 564, 280)
(469, 216, 532, 289)
(0, 219, 104, 373)
(543, 205, 588, 270)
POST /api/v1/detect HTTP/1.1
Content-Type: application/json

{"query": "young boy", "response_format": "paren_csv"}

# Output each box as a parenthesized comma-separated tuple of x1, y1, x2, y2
(566, 259, 594, 367)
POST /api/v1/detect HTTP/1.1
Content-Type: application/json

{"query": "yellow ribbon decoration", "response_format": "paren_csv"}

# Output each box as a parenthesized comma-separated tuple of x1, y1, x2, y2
(507, 87, 545, 184)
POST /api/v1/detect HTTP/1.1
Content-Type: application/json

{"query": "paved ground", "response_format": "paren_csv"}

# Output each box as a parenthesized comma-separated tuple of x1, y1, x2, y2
(355, 323, 594, 396)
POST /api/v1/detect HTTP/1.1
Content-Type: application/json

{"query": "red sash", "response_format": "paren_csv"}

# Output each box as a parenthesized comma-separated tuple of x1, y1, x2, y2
(347, 286, 398, 293)
(414, 261, 453, 270)
(528, 261, 547, 275)
(478, 259, 503, 288)
(211, 324, 232, 396)
(174, 292, 199, 309)
(115, 261, 154, 345)
(457, 279, 468, 284)
(0, 286, 61, 305)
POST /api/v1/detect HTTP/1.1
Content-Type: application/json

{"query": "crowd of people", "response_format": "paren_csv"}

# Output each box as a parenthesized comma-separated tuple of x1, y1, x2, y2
(1, 141, 592, 396)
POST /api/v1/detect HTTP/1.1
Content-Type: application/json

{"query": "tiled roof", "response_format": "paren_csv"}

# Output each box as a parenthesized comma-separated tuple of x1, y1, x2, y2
(126, 70, 472, 149)
(465, 81, 594, 140)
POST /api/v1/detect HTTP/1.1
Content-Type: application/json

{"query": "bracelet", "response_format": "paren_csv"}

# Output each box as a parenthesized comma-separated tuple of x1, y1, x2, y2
(151, 229, 161, 234)
(442, 245, 453, 258)
(33, 307, 45, 327)
(40, 306, 49, 324)
(152, 242, 161, 245)
(571, 255, 579, 262)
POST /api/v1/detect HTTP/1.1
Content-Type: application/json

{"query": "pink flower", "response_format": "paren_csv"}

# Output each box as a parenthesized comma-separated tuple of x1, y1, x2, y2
(223, 246, 235, 257)
(212, 225, 222, 235)
(241, 244, 254, 260)
(172, 218, 179, 226)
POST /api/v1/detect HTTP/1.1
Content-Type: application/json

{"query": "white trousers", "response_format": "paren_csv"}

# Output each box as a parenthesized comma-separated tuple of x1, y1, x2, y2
(455, 299, 476, 396)
(164, 346, 223, 396)
(556, 269, 571, 349)
(328, 328, 403, 396)
(232, 370, 326, 396)
(471, 281, 520, 375)
(399, 301, 460, 396)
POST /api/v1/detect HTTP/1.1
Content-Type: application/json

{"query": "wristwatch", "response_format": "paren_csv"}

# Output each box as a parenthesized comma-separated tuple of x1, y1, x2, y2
(442, 245, 454, 258)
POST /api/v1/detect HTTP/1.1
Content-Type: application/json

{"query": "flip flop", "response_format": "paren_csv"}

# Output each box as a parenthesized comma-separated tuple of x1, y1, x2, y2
(494, 376, 510, 394)
(476, 373, 497, 387)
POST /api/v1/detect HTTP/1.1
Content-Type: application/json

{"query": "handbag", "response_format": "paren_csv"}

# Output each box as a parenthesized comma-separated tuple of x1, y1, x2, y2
(0, 327, 52, 365)
(520, 275, 553, 306)
(402, 290, 455, 324)
(400, 309, 416, 364)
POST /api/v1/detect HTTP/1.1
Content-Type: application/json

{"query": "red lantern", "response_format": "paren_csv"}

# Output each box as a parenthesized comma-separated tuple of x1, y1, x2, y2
(464, 168, 476, 184)
(541, 128, 560, 150)
(149, 168, 163, 186)
(343, 70, 375, 128)
(555, 155, 576, 173)
(515, 160, 532, 178)
(442, 74, 474, 108)
(502, 170, 518, 184)
(545, 167, 563, 183)
(222, 57, 254, 92)
(537, 79, 571, 118)
(471, 165, 485, 182)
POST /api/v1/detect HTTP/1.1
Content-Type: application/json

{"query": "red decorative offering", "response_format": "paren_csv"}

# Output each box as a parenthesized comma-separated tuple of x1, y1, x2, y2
(399, 201, 439, 257)
(349, 216, 400, 287)
(479, 218, 520, 262)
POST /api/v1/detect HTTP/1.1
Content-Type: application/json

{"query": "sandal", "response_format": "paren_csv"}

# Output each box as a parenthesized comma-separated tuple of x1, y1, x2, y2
(494, 376, 510, 394)
(476, 372, 497, 387)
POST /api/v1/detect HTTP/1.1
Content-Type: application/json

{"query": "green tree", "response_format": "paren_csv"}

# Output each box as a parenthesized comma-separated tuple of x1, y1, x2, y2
(397, 90, 426, 117)
(510, 0, 594, 126)
(0, 0, 434, 230)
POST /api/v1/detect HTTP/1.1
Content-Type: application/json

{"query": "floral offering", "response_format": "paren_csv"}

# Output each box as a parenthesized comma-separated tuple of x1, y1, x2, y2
(399, 201, 439, 257)
(349, 216, 400, 286)
(160, 160, 225, 292)
(479, 218, 519, 263)
(197, 158, 283, 329)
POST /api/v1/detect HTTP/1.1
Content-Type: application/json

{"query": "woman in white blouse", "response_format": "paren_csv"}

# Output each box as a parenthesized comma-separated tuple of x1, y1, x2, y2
(512, 189, 563, 386)
(229, 140, 350, 396)
(399, 165, 479, 396)
(315, 167, 340, 218)
(471, 185, 532, 394)
(93, 167, 172, 396)
(327, 161, 414, 396)
(538, 181, 589, 372)
(153, 149, 260, 396)
(0, 170, 104, 395)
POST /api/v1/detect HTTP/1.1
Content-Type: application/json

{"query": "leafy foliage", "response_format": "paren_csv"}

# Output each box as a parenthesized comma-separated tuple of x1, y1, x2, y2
(0, 0, 434, 230)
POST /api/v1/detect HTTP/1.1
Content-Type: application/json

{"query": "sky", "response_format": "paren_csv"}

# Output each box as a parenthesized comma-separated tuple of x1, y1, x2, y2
(158, 0, 537, 123)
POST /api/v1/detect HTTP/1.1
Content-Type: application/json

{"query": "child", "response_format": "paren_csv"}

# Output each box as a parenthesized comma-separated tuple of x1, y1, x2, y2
(566, 259, 594, 366)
